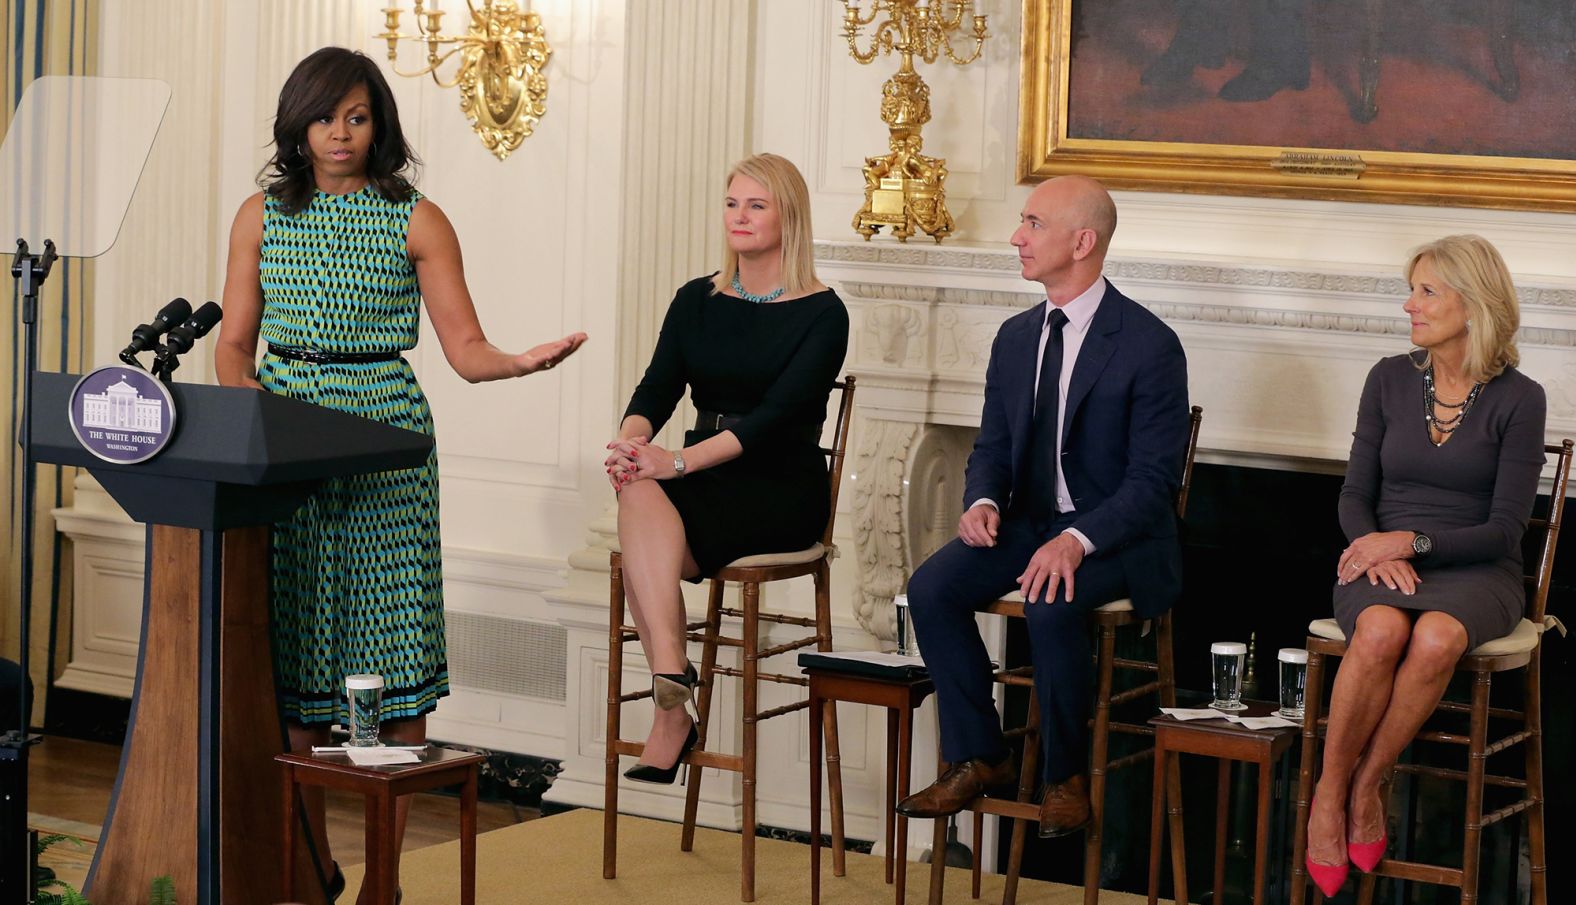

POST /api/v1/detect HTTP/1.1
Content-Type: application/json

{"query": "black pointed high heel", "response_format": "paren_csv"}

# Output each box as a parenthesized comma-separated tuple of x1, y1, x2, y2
(625, 661, 701, 785)
(327, 860, 346, 901)
(624, 721, 700, 785)
(650, 661, 699, 713)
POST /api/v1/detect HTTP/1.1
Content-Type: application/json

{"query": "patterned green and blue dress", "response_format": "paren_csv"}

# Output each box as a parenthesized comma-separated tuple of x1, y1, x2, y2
(257, 185, 448, 725)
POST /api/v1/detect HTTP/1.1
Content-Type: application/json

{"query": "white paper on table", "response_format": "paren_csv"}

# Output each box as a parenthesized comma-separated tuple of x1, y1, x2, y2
(344, 746, 421, 766)
(1222, 714, 1300, 730)
(1160, 707, 1232, 721)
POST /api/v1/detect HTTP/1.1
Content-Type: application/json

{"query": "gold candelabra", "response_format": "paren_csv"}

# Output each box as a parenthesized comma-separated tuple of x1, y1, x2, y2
(842, 0, 988, 243)
(376, 0, 552, 161)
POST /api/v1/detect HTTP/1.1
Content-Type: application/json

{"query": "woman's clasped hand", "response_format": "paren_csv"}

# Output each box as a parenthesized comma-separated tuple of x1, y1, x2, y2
(1335, 530, 1421, 594)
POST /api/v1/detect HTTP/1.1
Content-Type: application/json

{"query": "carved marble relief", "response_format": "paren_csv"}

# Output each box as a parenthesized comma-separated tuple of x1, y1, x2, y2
(849, 419, 918, 638)
(864, 304, 924, 366)
(936, 310, 1000, 370)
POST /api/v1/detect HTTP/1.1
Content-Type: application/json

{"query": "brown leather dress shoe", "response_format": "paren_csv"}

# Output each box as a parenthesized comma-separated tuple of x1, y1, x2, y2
(1038, 774, 1091, 838)
(896, 757, 1016, 818)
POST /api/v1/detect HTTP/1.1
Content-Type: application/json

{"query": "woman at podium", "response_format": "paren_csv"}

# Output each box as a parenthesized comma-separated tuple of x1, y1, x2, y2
(214, 46, 585, 899)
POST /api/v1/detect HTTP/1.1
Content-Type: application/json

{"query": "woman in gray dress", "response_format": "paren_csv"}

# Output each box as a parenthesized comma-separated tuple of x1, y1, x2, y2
(1303, 235, 1547, 896)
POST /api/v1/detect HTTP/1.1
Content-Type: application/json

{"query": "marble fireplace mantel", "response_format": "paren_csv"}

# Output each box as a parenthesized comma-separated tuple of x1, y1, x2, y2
(814, 238, 1576, 639)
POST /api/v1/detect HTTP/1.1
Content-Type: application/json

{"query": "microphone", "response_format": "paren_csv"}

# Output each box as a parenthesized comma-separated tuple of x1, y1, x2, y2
(119, 298, 191, 365)
(162, 302, 224, 355)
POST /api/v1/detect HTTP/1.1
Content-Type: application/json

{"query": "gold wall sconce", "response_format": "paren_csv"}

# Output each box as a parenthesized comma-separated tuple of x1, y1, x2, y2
(376, 0, 552, 161)
(841, 0, 988, 243)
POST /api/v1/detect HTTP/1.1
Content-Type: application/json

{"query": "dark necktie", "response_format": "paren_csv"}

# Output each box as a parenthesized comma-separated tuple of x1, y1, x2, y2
(1028, 308, 1069, 525)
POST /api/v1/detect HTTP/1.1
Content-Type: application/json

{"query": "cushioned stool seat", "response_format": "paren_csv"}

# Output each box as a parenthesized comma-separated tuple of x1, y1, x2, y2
(1306, 616, 1545, 656)
(605, 538, 828, 569)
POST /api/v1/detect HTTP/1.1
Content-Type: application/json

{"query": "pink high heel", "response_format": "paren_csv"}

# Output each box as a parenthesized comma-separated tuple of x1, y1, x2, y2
(1347, 783, 1389, 873)
(1306, 796, 1350, 897)
(1348, 835, 1387, 874)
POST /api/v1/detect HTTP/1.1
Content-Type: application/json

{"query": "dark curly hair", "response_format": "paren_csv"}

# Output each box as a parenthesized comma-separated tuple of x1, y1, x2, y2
(258, 47, 419, 215)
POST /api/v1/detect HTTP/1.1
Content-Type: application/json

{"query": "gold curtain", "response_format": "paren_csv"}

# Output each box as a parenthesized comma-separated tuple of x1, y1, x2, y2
(2, 0, 98, 722)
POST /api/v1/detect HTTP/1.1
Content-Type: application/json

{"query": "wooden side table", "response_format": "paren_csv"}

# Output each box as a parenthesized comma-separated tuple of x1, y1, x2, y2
(806, 668, 934, 905)
(1146, 703, 1299, 905)
(277, 746, 487, 905)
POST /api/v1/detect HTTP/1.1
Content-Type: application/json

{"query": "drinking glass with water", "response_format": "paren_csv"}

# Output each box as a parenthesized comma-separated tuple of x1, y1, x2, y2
(1209, 642, 1248, 711)
(1278, 648, 1308, 720)
(345, 674, 385, 747)
(894, 594, 922, 659)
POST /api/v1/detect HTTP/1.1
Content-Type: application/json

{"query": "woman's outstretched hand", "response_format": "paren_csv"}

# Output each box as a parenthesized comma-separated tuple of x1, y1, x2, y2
(515, 332, 588, 375)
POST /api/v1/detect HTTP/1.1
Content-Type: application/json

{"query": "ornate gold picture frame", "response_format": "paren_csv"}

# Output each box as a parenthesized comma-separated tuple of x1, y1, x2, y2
(1018, 0, 1576, 210)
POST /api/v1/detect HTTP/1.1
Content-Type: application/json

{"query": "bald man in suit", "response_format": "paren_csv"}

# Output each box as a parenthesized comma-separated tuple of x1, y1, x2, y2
(896, 176, 1190, 837)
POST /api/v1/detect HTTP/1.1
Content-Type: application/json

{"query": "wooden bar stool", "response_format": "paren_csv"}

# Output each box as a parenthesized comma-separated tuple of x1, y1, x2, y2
(1289, 441, 1572, 905)
(277, 746, 486, 905)
(604, 377, 856, 903)
(930, 405, 1202, 905)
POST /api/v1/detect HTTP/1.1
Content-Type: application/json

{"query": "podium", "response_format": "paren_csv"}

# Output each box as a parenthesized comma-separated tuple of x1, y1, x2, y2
(30, 372, 434, 905)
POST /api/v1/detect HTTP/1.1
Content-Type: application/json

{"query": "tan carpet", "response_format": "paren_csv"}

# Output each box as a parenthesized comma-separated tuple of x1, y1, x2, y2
(342, 809, 1149, 904)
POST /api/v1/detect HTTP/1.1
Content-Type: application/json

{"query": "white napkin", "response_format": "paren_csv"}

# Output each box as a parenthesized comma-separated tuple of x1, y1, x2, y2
(1222, 714, 1300, 730)
(1160, 707, 1232, 721)
(344, 746, 421, 766)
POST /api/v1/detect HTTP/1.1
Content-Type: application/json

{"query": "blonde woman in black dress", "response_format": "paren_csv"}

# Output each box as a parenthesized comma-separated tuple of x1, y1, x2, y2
(1303, 235, 1546, 895)
(604, 153, 849, 782)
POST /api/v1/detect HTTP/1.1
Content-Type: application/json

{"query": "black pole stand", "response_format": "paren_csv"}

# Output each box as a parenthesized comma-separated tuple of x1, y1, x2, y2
(4, 237, 57, 905)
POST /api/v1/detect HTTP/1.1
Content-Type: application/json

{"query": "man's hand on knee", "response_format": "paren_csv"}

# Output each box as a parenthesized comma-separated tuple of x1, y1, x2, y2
(1018, 532, 1086, 604)
(958, 503, 1001, 547)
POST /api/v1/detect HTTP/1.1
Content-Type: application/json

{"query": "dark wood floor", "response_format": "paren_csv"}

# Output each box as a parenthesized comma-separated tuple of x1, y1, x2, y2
(30, 734, 528, 865)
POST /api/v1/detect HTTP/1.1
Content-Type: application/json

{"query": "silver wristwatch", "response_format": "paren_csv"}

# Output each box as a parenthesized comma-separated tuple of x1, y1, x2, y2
(672, 450, 687, 478)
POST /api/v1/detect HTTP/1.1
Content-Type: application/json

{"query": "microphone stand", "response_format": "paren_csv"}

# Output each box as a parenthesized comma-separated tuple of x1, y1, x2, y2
(5, 237, 56, 903)
(151, 347, 182, 382)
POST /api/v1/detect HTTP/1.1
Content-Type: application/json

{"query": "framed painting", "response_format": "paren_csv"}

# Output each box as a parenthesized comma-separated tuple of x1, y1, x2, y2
(1017, 0, 1576, 210)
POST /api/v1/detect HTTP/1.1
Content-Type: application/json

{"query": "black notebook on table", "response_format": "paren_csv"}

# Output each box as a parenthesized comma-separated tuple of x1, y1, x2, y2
(798, 650, 929, 681)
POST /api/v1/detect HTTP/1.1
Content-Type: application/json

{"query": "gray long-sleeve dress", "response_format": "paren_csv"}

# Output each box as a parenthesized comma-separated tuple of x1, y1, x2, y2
(1332, 352, 1547, 650)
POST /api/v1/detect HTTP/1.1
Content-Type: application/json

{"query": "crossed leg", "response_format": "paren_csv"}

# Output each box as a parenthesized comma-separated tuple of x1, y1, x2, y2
(616, 478, 702, 767)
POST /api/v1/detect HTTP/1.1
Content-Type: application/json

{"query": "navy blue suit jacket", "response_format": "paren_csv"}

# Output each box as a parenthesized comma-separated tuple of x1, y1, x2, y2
(962, 281, 1190, 617)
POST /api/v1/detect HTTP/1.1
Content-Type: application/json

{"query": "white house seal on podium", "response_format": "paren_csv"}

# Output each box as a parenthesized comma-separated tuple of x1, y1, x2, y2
(67, 365, 177, 464)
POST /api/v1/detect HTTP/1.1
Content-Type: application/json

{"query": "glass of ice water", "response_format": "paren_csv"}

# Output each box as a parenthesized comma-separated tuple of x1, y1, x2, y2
(1209, 642, 1248, 711)
(1278, 648, 1309, 720)
(345, 674, 385, 747)
(894, 594, 921, 659)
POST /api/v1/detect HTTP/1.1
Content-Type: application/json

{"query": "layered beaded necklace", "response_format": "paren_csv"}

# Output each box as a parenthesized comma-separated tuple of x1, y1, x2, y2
(731, 270, 785, 304)
(1423, 364, 1484, 445)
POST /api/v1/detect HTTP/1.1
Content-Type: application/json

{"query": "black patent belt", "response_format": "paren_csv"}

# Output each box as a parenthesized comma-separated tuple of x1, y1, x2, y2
(268, 345, 401, 364)
(694, 409, 822, 444)
(694, 409, 744, 432)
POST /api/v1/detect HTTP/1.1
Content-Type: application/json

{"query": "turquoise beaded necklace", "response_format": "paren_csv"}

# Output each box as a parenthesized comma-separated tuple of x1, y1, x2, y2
(731, 270, 785, 304)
